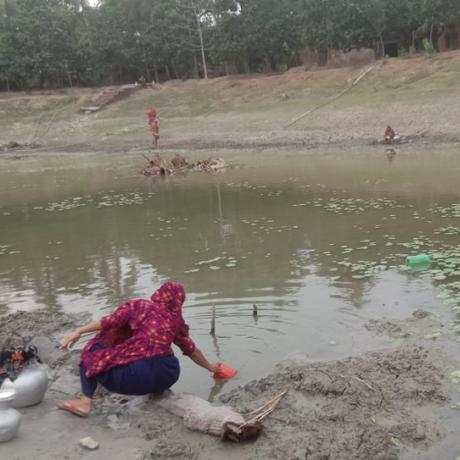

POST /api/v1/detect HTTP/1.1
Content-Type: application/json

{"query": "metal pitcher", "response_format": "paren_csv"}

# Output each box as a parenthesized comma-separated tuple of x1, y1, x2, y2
(0, 389, 21, 442)
(1, 366, 49, 408)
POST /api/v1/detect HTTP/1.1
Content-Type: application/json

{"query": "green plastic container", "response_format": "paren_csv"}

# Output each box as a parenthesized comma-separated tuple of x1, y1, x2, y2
(406, 254, 432, 267)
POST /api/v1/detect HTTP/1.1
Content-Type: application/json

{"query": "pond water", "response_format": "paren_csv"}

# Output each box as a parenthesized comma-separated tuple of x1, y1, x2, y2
(1, 147, 460, 399)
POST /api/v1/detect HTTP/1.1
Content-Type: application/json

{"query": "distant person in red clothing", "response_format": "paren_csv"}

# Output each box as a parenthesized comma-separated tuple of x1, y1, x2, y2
(147, 107, 160, 148)
(58, 282, 220, 417)
(384, 125, 396, 143)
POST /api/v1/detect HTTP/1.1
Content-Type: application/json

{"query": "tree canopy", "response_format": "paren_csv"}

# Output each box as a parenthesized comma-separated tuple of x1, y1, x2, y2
(1, 0, 459, 90)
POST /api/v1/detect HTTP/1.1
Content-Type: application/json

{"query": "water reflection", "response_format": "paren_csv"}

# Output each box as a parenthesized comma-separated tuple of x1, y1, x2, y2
(1, 178, 459, 316)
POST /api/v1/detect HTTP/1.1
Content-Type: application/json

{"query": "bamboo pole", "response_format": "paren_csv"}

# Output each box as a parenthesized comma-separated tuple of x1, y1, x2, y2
(284, 65, 375, 129)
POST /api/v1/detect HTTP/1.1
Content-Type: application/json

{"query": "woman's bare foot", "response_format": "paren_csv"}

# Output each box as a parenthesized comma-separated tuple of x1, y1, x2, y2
(58, 396, 92, 417)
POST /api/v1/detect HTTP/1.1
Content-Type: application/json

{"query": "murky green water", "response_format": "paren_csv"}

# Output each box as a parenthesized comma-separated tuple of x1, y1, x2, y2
(1, 147, 460, 398)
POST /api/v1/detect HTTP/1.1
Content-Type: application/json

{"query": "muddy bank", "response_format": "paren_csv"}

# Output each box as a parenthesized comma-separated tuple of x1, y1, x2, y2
(364, 309, 453, 343)
(6, 131, 459, 157)
(0, 309, 90, 369)
(0, 308, 456, 459)
(0, 309, 90, 342)
(221, 347, 448, 460)
(80, 344, 452, 460)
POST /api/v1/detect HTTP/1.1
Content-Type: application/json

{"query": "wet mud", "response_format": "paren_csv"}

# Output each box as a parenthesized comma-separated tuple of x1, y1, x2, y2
(0, 308, 456, 460)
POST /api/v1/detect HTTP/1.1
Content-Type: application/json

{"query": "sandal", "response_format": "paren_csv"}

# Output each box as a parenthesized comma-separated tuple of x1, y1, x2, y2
(57, 400, 90, 418)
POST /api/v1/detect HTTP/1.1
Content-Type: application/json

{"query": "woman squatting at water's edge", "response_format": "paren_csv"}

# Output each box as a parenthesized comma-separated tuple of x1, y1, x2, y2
(58, 282, 220, 417)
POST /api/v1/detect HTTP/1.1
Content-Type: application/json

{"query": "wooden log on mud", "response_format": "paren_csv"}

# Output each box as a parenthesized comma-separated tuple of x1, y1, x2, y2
(155, 390, 287, 442)
(155, 392, 246, 438)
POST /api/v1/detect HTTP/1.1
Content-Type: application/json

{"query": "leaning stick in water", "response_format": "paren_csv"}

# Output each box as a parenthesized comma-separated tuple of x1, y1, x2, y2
(210, 305, 216, 336)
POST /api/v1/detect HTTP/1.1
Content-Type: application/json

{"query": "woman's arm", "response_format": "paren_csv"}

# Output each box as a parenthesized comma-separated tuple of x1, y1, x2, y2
(189, 348, 221, 373)
(60, 320, 101, 350)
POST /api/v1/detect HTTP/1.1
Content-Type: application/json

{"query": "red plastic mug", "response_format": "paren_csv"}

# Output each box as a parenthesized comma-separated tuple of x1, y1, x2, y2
(213, 363, 237, 380)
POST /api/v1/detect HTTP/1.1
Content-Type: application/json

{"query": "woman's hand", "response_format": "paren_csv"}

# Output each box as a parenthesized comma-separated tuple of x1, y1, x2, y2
(189, 349, 221, 373)
(59, 320, 101, 351)
(60, 329, 82, 350)
(208, 362, 222, 374)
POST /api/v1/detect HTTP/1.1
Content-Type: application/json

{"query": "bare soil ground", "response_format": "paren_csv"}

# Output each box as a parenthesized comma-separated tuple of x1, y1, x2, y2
(1, 51, 460, 155)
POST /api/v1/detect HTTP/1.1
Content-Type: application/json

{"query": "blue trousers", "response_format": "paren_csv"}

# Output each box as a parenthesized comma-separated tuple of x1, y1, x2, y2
(80, 344, 180, 398)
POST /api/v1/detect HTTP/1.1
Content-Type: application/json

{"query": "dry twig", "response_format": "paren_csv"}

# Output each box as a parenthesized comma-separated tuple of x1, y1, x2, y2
(352, 375, 375, 392)
(222, 390, 288, 442)
(244, 389, 288, 425)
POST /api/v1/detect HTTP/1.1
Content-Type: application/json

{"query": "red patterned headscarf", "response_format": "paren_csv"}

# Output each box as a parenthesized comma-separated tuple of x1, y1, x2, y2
(148, 108, 158, 121)
(151, 282, 186, 313)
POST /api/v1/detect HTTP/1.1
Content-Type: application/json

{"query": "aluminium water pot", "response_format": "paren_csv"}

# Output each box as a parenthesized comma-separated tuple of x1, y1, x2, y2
(1, 366, 49, 408)
(0, 389, 21, 442)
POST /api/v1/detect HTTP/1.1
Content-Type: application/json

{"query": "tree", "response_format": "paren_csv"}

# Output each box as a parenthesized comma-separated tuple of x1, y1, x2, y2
(2, 0, 460, 90)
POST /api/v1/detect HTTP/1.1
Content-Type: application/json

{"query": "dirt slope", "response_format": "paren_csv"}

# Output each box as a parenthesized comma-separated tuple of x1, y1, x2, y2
(1, 50, 460, 152)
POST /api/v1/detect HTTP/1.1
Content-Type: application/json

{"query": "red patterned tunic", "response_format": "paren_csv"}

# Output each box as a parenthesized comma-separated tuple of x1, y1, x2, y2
(81, 282, 196, 377)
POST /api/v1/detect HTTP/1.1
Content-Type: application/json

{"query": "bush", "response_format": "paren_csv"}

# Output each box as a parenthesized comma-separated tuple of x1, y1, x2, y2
(422, 38, 435, 57)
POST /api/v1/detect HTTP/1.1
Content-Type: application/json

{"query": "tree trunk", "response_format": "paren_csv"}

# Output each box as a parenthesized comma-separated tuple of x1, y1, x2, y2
(165, 64, 171, 80)
(379, 34, 385, 58)
(264, 54, 272, 73)
(191, 0, 208, 79)
(153, 62, 160, 83)
(6, 77, 10, 92)
(197, 22, 208, 79)
(193, 54, 199, 79)
(171, 62, 178, 79)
